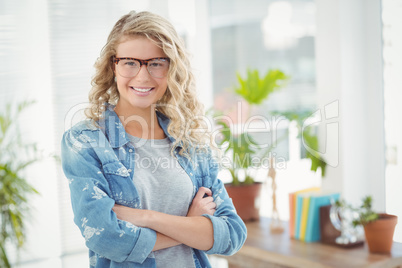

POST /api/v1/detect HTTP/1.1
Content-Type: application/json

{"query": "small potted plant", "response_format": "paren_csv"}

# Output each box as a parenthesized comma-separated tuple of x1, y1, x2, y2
(214, 68, 289, 221)
(352, 196, 398, 254)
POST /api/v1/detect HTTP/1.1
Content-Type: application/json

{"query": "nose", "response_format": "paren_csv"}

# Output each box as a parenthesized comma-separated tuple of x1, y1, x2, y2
(135, 64, 150, 79)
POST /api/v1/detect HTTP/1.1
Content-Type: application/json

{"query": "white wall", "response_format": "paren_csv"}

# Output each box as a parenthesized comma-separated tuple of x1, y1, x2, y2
(315, 0, 386, 210)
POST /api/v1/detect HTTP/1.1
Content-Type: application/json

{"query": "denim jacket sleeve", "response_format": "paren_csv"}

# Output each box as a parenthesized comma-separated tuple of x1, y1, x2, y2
(201, 155, 247, 256)
(61, 129, 156, 264)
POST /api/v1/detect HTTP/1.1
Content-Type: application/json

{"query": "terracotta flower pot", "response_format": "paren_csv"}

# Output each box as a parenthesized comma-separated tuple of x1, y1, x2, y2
(225, 182, 262, 222)
(363, 213, 398, 254)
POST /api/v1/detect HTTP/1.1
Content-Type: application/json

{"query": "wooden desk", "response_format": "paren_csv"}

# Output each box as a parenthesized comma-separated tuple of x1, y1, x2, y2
(222, 218, 402, 268)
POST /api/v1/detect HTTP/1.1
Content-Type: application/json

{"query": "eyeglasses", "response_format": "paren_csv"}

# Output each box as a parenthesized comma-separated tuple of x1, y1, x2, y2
(113, 57, 170, 78)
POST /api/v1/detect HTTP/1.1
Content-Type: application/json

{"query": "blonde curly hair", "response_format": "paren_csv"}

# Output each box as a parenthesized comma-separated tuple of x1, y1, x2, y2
(86, 10, 213, 158)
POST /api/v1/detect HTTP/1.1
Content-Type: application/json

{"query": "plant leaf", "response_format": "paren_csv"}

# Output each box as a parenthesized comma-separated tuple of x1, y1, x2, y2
(234, 69, 289, 105)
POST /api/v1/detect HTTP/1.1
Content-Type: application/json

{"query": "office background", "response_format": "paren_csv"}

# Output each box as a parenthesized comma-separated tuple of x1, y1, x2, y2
(0, 0, 401, 267)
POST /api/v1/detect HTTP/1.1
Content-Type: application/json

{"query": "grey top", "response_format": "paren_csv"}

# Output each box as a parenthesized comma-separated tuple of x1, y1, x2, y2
(127, 133, 195, 268)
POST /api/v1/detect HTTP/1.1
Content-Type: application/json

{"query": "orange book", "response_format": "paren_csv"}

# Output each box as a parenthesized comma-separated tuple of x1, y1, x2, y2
(288, 192, 296, 238)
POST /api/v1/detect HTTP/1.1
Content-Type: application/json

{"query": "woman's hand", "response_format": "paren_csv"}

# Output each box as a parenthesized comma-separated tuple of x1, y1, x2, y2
(187, 187, 216, 217)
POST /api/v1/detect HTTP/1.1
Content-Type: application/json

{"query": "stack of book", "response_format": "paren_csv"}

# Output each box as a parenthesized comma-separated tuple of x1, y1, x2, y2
(288, 187, 340, 242)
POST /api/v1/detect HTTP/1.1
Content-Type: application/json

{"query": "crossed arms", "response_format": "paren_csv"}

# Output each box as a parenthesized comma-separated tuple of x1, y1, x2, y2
(112, 187, 216, 251)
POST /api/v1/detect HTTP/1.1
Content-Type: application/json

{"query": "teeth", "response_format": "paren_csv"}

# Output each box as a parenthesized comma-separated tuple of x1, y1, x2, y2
(133, 87, 152, 92)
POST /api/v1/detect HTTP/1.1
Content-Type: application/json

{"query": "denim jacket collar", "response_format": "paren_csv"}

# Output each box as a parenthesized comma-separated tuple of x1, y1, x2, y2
(99, 104, 178, 149)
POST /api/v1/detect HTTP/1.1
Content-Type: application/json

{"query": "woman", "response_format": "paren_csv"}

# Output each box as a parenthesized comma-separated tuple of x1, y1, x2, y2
(61, 10, 246, 268)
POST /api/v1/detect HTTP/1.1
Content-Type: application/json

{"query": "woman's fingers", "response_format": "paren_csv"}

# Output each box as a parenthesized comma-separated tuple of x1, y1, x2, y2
(187, 187, 216, 217)
(200, 196, 214, 204)
(206, 200, 216, 208)
(194, 187, 212, 201)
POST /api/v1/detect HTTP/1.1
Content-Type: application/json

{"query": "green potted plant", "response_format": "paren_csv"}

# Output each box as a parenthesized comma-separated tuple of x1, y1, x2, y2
(0, 101, 41, 267)
(351, 196, 398, 254)
(214, 68, 289, 221)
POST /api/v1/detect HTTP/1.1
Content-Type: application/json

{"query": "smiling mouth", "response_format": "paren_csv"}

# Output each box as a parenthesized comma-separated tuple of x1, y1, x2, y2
(131, 87, 154, 93)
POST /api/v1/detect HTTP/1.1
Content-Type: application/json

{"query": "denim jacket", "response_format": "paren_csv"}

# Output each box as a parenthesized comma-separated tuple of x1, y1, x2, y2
(61, 105, 247, 267)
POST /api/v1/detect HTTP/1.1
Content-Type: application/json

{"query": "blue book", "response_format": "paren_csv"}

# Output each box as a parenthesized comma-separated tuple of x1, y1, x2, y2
(294, 195, 304, 240)
(294, 188, 320, 240)
(304, 192, 340, 242)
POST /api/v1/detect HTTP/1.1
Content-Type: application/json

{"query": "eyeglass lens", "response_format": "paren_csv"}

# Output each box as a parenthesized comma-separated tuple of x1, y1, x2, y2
(116, 59, 169, 78)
